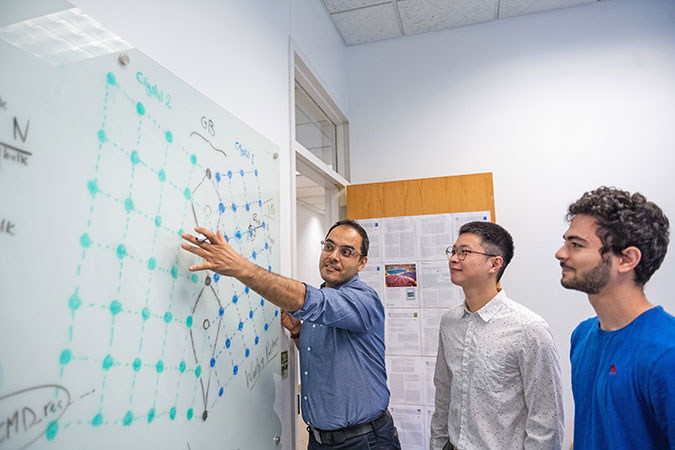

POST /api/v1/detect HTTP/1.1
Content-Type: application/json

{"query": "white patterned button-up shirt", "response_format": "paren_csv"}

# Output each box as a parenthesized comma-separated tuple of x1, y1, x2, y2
(430, 290, 564, 450)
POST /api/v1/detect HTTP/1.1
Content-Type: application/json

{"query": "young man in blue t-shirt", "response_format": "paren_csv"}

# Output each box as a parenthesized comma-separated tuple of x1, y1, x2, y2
(555, 186, 675, 449)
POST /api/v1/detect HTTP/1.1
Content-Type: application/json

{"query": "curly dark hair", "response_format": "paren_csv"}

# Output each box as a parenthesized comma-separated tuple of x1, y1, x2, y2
(567, 186, 670, 286)
(458, 221, 514, 282)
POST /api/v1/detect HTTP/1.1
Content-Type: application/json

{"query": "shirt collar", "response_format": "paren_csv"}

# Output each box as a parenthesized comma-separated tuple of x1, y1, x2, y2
(463, 289, 507, 322)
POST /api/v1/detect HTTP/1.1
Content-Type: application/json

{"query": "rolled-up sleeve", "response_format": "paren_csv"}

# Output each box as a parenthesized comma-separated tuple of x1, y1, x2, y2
(289, 281, 382, 332)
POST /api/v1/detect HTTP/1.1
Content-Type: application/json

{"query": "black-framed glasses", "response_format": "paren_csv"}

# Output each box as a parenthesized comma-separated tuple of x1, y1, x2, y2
(321, 240, 362, 259)
(445, 246, 499, 261)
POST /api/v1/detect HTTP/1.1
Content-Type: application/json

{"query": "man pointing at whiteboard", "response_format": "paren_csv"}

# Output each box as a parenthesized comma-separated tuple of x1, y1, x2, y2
(181, 219, 401, 450)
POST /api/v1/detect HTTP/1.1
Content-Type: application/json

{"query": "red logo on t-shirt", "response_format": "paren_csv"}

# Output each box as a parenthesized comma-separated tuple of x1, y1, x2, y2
(609, 364, 616, 375)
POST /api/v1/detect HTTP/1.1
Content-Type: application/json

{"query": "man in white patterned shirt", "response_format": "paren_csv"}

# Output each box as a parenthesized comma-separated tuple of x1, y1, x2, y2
(430, 221, 564, 450)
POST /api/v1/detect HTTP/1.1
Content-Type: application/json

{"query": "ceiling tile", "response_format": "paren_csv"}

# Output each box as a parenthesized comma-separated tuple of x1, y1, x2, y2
(398, 0, 498, 35)
(332, 4, 401, 45)
(499, 0, 596, 19)
(323, 0, 391, 14)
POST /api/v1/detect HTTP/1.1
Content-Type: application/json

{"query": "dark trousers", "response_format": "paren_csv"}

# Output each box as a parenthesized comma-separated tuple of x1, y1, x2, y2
(307, 413, 401, 450)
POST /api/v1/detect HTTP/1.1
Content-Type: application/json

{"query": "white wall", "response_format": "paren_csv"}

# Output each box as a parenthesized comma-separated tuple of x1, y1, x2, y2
(68, 1, 349, 448)
(346, 0, 675, 446)
(296, 203, 326, 288)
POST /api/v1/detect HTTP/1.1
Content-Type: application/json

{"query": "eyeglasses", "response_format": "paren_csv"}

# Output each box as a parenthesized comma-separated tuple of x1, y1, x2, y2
(445, 246, 499, 261)
(321, 240, 362, 259)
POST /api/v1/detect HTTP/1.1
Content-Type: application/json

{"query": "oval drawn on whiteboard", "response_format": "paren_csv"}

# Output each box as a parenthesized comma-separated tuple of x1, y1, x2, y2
(0, 384, 71, 450)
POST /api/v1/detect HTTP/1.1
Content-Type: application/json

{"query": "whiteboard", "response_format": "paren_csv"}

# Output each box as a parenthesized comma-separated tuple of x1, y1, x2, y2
(0, 3, 286, 450)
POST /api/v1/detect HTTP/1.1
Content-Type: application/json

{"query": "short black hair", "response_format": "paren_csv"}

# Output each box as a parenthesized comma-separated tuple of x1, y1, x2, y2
(567, 186, 670, 286)
(458, 221, 514, 282)
(326, 219, 369, 257)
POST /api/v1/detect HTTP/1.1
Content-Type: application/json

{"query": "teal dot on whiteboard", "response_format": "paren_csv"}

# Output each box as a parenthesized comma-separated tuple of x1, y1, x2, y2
(147, 257, 157, 270)
(97, 129, 107, 143)
(170, 266, 178, 279)
(123, 411, 133, 426)
(92, 413, 103, 427)
(147, 408, 156, 423)
(183, 188, 191, 200)
(190, 154, 197, 165)
(59, 349, 72, 365)
(80, 233, 92, 248)
(169, 407, 176, 420)
(87, 179, 99, 197)
(116, 244, 127, 259)
(163, 312, 172, 323)
(187, 408, 193, 420)
(110, 300, 122, 315)
(106, 72, 116, 85)
(177, 228, 184, 238)
(186, 315, 193, 328)
(133, 358, 141, 372)
(46, 421, 58, 440)
(154, 216, 162, 228)
(142, 307, 151, 321)
(155, 360, 164, 373)
(191, 274, 198, 284)
(68, 293, 81, 311)
(158, 169, 166, 182)
(195, 365, 202, 378)
(124, 198, 134, 213)
(102, 355, 114, 371)
(179, 360, 186, 373)
(136, 102, 145, 116)
(165, 131, 173, 142)
(130, 150, 140, 165)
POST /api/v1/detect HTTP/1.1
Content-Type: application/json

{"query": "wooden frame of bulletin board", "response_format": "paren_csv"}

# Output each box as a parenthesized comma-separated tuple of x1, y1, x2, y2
(346, 172, 495, 221)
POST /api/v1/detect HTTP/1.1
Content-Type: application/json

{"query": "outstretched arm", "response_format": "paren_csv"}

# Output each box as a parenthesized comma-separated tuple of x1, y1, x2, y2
(181, 227, 306, 312)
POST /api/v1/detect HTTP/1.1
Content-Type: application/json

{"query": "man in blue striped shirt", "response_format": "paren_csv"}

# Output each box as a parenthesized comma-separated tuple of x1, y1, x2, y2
(182, 219, 400, 449)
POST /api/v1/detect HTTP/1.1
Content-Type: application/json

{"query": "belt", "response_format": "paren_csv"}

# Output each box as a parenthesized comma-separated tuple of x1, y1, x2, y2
(308, 410, 390, 445)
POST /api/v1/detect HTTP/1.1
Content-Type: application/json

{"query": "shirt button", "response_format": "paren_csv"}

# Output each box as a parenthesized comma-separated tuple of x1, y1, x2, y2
(307, 347, 311, 351)
(304, 396, 308, 400)
(312, 324, 316, 328)
(304, 371, 308, 375)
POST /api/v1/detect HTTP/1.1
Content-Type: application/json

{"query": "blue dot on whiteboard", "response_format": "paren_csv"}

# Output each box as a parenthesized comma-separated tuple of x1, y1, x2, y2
(169, 407, 176, 420)
(142, 307, 151, 321)
(218, 203, 225, 213)
(136, 102, 145, 116)
(195, 365, 202, 378)
(92, 413, 103, 427)
(218, 388, 224, 396)
(244, 286, 249, 294)
(116, 244, 127, 259)
(232, 295, 238, 304)
(210, 358, 215, 367)
(268, 265, 272, 272)
(155, 360, 164, 373)
(130, 150, 140, 165)
(186, 315, 193, 328)
(97, 129, 107, 143)
(264, 324, 269, 331)
(154, 216, 162, 228)
(102, 355, 114, 371)
(147, 257, 157, 270)
(258, 200, 262, 207)
(68, 293, 82, 312)
(213, 274, 220, 283)
(80, 233, 92, 248)
(233, 365, 238, 375)
(147, 408, 156, 423)
(163, 312, 172, 323)
(245, 349, 250, 358)
(218, 307, 224, 316)
(106, 72, 116, 85)
(239, 169, 244, 176)
(483, 216, 487, 220)
(110, 300, 122, 315)
(260, 299, 264, 306)
(87, 179, 99, 197)
(254, 169, 258, 176)
(225, 338, 231, 348)
(262, 222, 266, 229)
(251, 251, 256, 260)
(265, 242, 268, 250)
(191, 274, 199, 284)
(133, 358, 142, 372)
(183, 188, 191, 200)
(245, 203, 250, 212)
(170, 266, 178, 279)
(231, 203, 237, 212)
(190, 154, 197, 165)
(255, 336, 259, 345)
(238, 321, 243, 330)
(215, 172, 221, 182)
(165, 131, 173, 142)
(227, 170, 232, 179)
(124, 198, 134, 213)
(274, 310, 278, 317)
(123, 411, 133, 426)
(179, 360, 186, 373)
(224, 234, 229, 242)
(158, 169, 166, 182)
(60, 349, 72, 365)
(46, 421, 59, 441)
(187, 408, 194, 420)
(249, 310, 253, 319)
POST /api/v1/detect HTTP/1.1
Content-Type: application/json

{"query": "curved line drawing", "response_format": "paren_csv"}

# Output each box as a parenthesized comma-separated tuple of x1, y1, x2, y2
(189, 132, 227, 157)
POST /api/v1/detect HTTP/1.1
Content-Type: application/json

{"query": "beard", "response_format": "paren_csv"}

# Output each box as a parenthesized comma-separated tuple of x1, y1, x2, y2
(561, 256, 611, 295)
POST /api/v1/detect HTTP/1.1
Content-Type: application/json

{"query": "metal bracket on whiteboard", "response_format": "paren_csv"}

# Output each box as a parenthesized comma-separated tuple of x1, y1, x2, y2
(118, 53, 130, 65)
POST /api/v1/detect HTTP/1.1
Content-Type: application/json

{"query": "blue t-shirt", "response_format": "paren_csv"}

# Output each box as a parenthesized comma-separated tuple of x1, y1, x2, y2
(290, 274, 389, 430)
(571, 306, 675, 449)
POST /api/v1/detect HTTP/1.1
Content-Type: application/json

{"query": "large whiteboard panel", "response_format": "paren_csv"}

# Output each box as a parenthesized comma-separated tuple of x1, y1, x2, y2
(0, 5, 284, 450)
